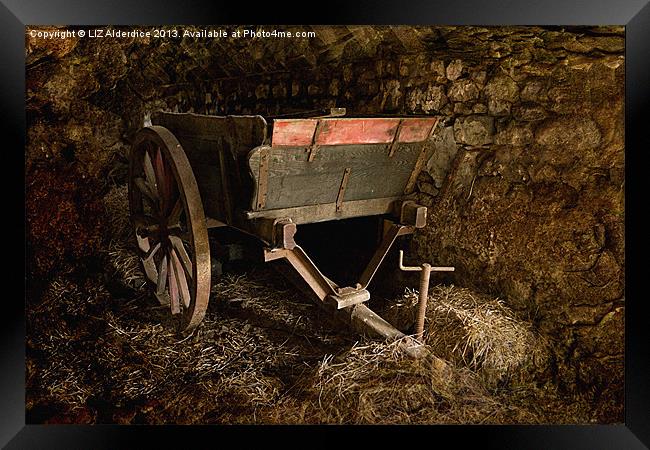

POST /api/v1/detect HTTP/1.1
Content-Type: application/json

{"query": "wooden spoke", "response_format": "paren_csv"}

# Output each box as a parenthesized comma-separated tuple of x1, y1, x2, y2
(156, 254, 168, 295)
(169, 235, 193, 279)
(142, 241, 161, 265)
(169, 256, 180, 315)
(141, 255, 158, 284)
(153, 146, 173, 214)
(143, 150, 158, 197)
(167, 197, 183, 226)
(170, 248, 191, 309)
(135, 238, 160, 286)
(168, 227, 192, 244)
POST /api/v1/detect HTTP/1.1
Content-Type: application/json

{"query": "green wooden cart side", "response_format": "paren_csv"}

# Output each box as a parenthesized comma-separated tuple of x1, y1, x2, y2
(152, 111, 438, 227)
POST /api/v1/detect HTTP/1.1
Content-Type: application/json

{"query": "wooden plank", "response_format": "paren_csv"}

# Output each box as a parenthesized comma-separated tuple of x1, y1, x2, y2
(152, 112, 439, 226)
(191, 164, 224, 222)
(248, 142, 426, 210)
(316, 118, 399, 145)
(152, 112, 267, 150)
(272, 120, 318, 146)
(244, 196, 401, 225)
(169, 134, 220, 166)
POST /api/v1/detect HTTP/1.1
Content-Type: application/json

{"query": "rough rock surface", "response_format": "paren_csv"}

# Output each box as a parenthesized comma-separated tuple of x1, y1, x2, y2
(25, 25, 624, 420)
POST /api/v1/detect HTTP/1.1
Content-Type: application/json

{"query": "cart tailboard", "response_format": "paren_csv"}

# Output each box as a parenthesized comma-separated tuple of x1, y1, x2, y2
(248, 117, 438, 221)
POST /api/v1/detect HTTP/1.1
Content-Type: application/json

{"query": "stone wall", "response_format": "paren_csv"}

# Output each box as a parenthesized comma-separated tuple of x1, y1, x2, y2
(26, 25, 624, 398)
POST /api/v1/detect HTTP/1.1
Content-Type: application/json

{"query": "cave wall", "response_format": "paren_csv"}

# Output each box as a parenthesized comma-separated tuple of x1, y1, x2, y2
(26, 25, 624, 394)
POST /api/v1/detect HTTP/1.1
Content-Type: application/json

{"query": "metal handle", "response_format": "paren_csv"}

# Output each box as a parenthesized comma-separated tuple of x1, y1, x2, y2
(398, 250, 455, 273)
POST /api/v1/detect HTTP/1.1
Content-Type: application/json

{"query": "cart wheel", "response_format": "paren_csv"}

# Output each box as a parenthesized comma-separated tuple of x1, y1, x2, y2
(128, 126, 211, 333)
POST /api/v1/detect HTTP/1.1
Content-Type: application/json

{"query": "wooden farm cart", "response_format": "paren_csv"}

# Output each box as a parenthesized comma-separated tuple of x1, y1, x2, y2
(128, 110, 449, 357)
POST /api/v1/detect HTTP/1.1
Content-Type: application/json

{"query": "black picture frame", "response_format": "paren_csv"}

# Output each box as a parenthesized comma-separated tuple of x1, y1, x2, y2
(7, 0, 648, 448)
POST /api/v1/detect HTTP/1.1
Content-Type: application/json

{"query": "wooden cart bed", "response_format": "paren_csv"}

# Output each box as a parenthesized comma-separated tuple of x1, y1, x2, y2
(152, 111, 439, 226)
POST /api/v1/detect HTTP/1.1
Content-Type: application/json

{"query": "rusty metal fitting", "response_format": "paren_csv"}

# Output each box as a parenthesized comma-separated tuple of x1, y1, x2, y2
(398, 250, 455, 343)
(254, 217, 296, 250)
(415, 263, 432, 342)
(273, 218, 296, 250)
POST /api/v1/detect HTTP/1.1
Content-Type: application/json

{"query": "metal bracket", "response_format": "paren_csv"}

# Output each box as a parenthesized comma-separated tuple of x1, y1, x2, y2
(403, 118, 440, 194)
(398, 250, 455, 273)
(256, 147, 271, 209)
(307, 120, 323, 162)
(326, 287, 370, 309)
(387, 119, 405, 158)
(253, 217, 297, 249)
(336, 168, 351, 212)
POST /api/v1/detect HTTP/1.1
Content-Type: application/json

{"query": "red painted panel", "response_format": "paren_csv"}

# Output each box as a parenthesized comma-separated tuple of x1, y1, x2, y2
(398, 118, 438, 143)
(316, 118, 400, 145)
(271, 117, 438, 146)
(272, 119, 318, 146)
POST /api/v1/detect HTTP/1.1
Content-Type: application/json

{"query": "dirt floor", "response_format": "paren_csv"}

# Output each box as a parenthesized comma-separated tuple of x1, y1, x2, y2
(25, 184, 619, 425)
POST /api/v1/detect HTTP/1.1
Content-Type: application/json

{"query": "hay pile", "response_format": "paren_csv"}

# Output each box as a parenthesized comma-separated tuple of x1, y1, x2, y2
(27, 263, 580, 424)
(427, 285, 550, 384)
(270, 338, 540, 424)
(28, 188, 357, 424)
(27, 276, 110, 413)
(383, 285, 550, 386)
(101, 184, 145, 290)
(26, 181, 581, 424)
(27, 265, 352, 424)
